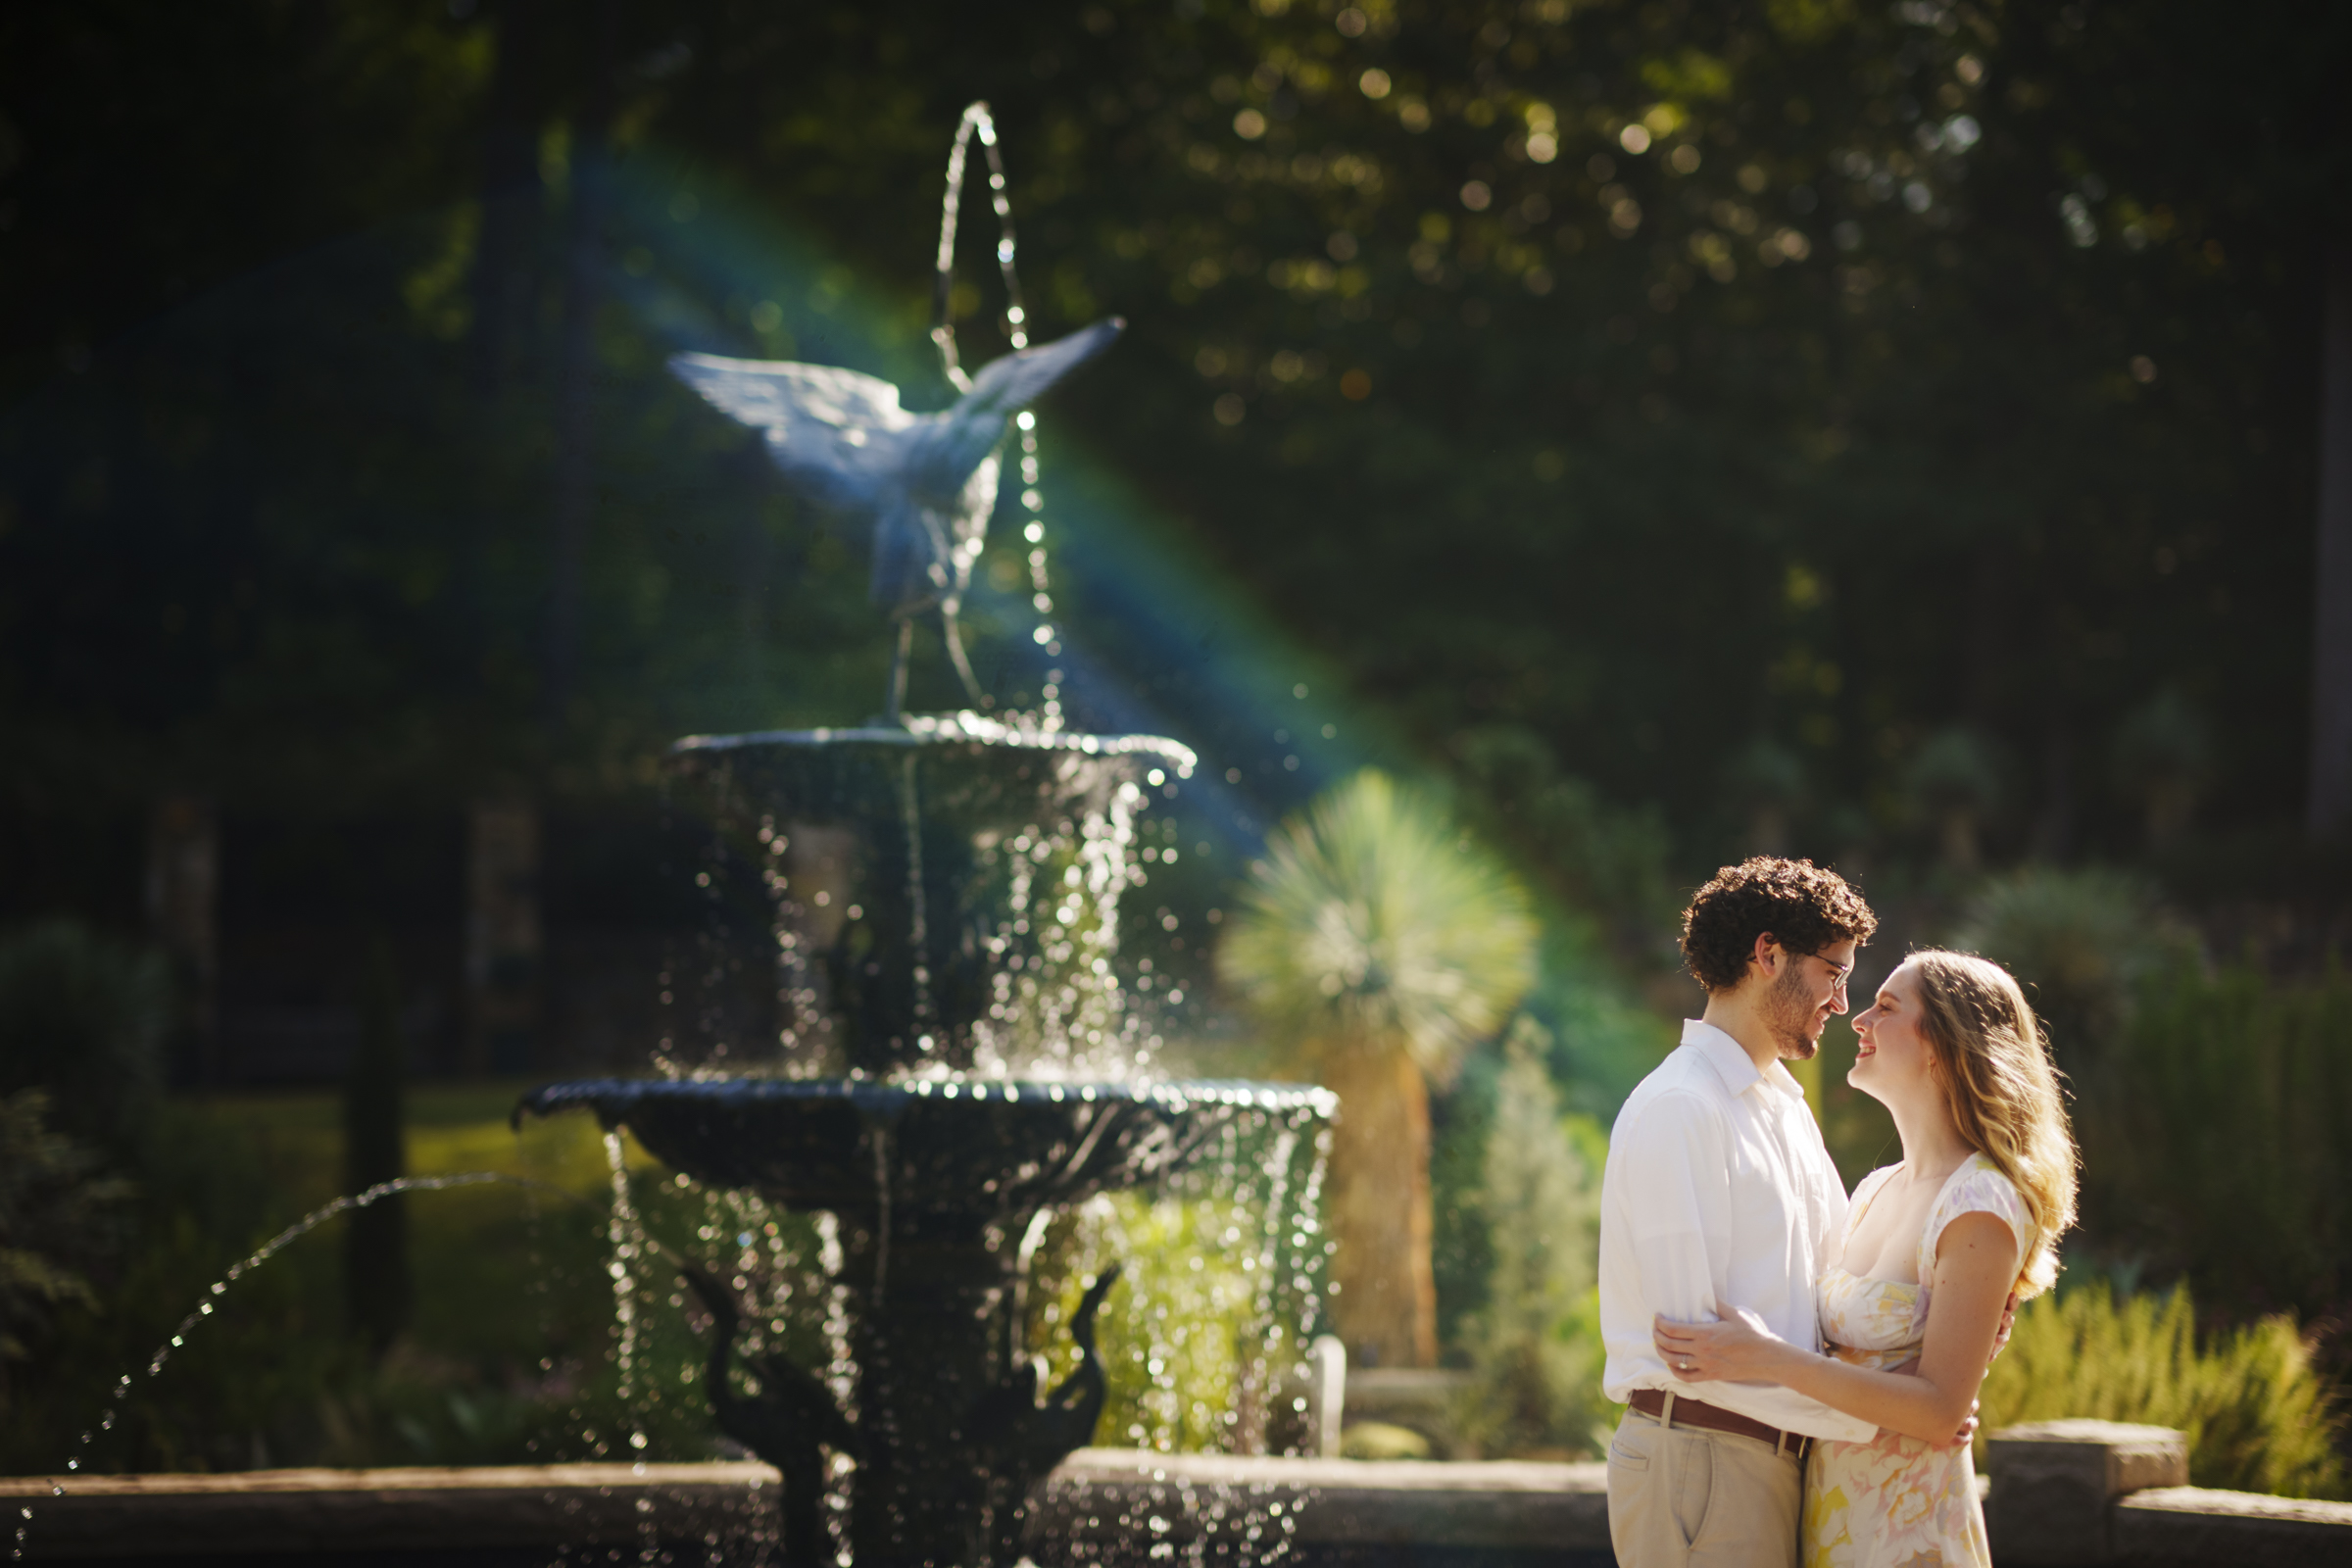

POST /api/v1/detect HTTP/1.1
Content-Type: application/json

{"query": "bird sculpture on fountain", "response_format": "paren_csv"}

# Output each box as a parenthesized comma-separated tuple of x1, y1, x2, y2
(668, 317, 1124, 721)
(965, 1262, 1124, 1567)
(680, 1262, 871, 1568)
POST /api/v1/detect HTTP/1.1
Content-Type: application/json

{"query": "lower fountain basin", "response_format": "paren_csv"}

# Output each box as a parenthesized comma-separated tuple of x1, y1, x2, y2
(514, 1075, 1337, 1568)
(514, 1076, 1334, 1224)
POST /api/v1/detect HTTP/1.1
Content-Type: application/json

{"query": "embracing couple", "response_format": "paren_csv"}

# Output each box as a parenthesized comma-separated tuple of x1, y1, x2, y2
(1599, 858, 2079, 1568)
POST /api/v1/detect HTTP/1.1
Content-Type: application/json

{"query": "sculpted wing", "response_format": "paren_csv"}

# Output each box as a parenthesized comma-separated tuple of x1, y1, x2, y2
(668, 353, 915, 514)
(906, 318, 1126, 499)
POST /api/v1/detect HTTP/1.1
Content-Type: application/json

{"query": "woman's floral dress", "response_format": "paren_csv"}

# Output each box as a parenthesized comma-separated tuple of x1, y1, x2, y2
(1802, 1153, 2030, 1568)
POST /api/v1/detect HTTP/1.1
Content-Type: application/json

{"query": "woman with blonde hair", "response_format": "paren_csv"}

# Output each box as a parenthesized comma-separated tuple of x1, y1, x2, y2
(1653, 950, 2079, 1568)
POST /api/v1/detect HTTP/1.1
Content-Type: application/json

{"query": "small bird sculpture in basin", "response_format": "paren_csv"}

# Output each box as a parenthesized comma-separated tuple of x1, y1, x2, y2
(669, 317, 1124, 718)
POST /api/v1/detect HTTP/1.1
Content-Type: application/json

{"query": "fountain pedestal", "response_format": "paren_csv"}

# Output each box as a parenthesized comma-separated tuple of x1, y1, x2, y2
(520, 1077, 1329, 1568)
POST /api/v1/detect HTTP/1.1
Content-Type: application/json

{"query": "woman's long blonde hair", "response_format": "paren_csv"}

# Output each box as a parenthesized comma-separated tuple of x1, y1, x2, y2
(1906, 949, 2080, 1297)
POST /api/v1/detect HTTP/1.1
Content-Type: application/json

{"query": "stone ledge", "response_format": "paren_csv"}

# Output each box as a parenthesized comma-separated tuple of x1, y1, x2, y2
(2114, 1486, 2352, 1567)
(13, 1447, 2345, 1568)
(1984, 1420, 2190, 1566)
(0, 1463, 779, 1559)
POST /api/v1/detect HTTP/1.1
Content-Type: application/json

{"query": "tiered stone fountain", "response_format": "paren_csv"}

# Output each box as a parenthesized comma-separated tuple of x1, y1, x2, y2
(516, 105, 1331, 1568)
(519, 720, 1327, 1568)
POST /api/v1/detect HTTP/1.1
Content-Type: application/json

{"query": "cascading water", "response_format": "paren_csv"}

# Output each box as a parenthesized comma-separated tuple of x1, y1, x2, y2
(514, 102, 1339, 1568)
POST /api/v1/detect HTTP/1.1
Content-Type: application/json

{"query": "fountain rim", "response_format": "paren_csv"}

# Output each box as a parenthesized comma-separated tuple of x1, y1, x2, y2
(513, 1074, 1337, 1130)
(670, 710, 1198, 774)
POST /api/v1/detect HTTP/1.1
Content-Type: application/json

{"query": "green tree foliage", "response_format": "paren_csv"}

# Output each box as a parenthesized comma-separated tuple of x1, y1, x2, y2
(0, 919, 170, 1153)
(1454, 1018, 1606, 1458)
(1980, 1282, 2347, 1500)
(1951, 867, 2196, 1070)
(3, 0, 2345, 900)
(2094, 960, 2352, 1324)
(0, 1089, 133, 1397)
(1221, 768, 1534, 1365)
(1933, 875, 2352, 1326)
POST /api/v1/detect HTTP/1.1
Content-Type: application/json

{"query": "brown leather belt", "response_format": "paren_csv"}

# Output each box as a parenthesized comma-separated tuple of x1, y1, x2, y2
(1629, 1388, 1812, 1459)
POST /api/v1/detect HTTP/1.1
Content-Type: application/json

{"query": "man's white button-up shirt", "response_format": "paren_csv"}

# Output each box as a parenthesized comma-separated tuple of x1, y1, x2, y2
(1597, 1017, 1876, 1442)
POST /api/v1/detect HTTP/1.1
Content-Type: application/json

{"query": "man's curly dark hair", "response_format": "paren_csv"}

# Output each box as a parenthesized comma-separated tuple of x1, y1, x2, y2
(1681, 858, 1877, 994)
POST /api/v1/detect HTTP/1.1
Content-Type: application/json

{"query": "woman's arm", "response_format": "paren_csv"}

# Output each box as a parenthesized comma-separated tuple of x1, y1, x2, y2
(1652, 1210, 2018, 1446)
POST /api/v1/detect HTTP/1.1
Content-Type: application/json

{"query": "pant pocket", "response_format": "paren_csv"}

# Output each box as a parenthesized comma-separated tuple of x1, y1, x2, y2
(1671, 1433, 1714, 1547)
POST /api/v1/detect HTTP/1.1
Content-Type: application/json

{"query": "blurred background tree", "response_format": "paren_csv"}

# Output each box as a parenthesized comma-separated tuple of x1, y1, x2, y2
(4, 0, 2347, 893)
(1220, 768, 1534, 1368)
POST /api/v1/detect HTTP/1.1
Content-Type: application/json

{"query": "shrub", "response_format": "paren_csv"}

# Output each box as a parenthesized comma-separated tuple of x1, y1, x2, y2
(0, 920, 172, 1153)
(2104, 960, 2352, 1320)
(0, 1089, 135, 1400)
(1979, 1282, 2347, 1499)
(1030, 1171, 1324, 1456)
(1949, 868, 2193, 1070)
(1454, 1019, 1606, 1458)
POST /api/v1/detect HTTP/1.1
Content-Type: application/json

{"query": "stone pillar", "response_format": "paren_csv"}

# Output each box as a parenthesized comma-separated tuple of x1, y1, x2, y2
(466, 799, 541, 1075)
(145, 795, 219, 1079)
(1307, 1334, 1347, 1459)
(1984, 1420, 2188, 1565)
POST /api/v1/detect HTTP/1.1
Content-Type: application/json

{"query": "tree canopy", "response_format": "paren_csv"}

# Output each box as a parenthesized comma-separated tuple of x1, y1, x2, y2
(2, 0, 2344, 917)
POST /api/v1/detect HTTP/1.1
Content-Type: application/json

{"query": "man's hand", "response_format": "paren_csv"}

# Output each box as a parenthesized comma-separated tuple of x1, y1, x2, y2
(1990, 1292, 2018, 1362)
(1948, 1396, 1981, 1450)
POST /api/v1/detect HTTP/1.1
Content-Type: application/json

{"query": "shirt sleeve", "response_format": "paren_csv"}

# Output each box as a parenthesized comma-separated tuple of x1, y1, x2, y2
(1612, 1090, 1731, 1325)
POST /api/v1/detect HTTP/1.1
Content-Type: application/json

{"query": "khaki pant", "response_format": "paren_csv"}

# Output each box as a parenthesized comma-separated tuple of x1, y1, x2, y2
(1605, 1403, 1804, 1568)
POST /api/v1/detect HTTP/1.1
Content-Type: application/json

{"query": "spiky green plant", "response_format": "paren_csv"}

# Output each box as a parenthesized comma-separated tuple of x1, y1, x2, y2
(1979, 1282, 2347, 1499)
(1219, 769, 1536, 1368)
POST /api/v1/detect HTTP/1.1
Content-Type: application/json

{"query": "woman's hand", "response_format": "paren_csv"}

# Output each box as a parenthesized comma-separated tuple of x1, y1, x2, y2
(1653, 1308, 1796, 1384)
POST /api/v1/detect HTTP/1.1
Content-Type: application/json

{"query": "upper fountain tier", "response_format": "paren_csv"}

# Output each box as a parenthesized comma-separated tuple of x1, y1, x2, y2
(675, 710, 1194, 781)
(666, 711, 1196, 1080)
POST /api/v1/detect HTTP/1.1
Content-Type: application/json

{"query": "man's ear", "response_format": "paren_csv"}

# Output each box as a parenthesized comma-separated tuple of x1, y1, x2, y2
(1750, 931, 1784, 976)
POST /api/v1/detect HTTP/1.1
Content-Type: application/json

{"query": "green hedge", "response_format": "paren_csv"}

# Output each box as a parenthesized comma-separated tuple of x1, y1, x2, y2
(1980, 1282, 2346, 1499)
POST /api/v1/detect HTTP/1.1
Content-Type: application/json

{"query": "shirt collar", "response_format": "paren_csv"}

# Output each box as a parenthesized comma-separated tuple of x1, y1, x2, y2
(1683, 1018, 1809, 1102)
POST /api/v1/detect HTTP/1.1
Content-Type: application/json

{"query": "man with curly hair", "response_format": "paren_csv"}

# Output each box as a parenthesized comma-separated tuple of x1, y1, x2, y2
(1598, 858, 1879, 1568)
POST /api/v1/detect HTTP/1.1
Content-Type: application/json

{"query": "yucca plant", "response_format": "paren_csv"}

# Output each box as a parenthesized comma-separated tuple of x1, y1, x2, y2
(1979, 1281, 2347, 1499)
(1218, 770, 1536, 1368)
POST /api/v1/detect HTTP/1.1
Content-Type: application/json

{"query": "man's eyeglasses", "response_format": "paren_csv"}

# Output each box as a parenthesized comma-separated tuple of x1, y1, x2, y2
(1789, 950, 1854, 992)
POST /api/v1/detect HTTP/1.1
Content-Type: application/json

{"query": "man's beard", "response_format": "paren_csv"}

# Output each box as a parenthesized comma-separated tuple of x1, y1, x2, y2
(1765, 961, 1823, 1060)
